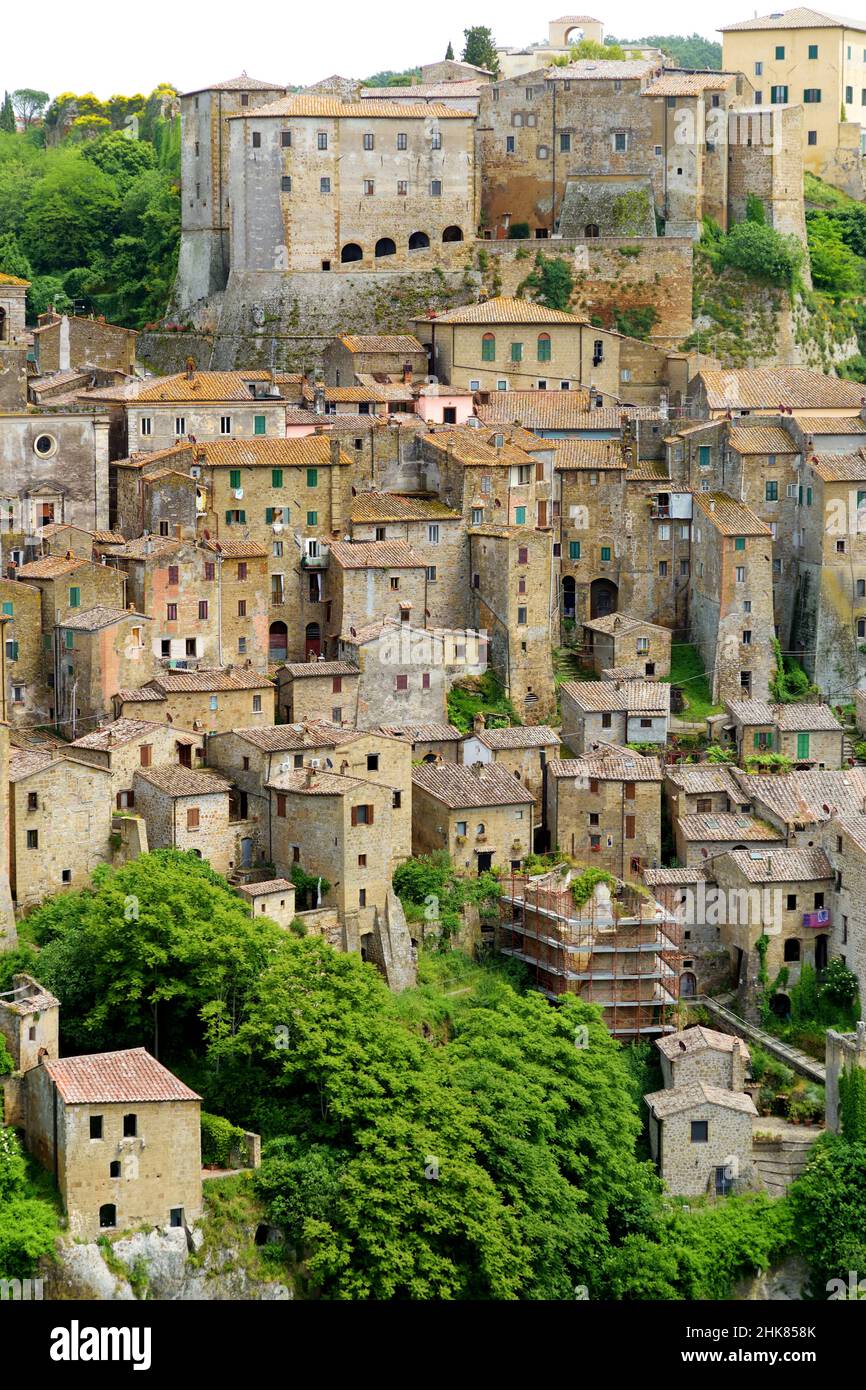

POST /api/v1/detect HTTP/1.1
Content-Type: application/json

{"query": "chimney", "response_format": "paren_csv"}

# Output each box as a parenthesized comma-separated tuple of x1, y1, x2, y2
(185, 355, 196, 381)
(472, 760, 485, 778)
(330, 437, 341, 467)
(305, 765, 316, 788)
(402, 362, 413, 384)
(473, 712, 486, 734)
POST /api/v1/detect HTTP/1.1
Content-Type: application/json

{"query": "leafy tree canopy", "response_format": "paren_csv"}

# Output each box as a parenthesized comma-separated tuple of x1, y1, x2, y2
(606, 33, 721, 68)
(12, 88, 49, 127)
(463, 26, 500, 75)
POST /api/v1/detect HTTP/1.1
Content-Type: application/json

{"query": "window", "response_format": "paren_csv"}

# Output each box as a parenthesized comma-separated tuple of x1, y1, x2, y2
(317, 131, 328, 149)
(808, 43, 818, 58)
(397, 132, 407, 150)
(765, 480, 778, 501)
(754, 60, 763, 75)
(140, 417, 152, 436)
(518, 546, 528, 563)
(238, 599, 247, 618)
(742, 630, 752, 645)
(770, 85, 789, 103)
(390, 576, 400, 590)
(808, 129, 817, 145)
(601, 546, 611, 562)
(569, 540, 581, 560)
(426, 565, 437, 582)
(69, 586, 81, 608)
(431, 131, 442, 149)
(198, 600, 208, 621)
(658, 560, 668, 577)
(395, 673, 408, 691)
(517, 606, 527, 625)
(221, 415, 232, 435)
(306, 466, 318, 488)
(140, 744, 153, 769)
(90, 1116, 103, 1140)
(422, 672, 430, 690)
(698, 444, 711, 468)
(691, 1120, 709, 1143)
(352, 804, 374, 825)
(110, 1160, 121, 1178)
(123, 1113, 137, 1138)
(775, 45, 785, 59)
(166, 602, 178, 622)
(734, 535, 746, 551)
(175, 415, 186, 436)
(209, 695, 218, 711)
(613, 131, 627, 152)
(847, 85, 854, 104)
(560, 131, 571, 152)
(430, 179, 442, 197)
(307, 510, 318, 526)
(187, 807, 200, 831)
(397, 179, 408, 196)
(26, 829, 38, 849)
(625, 815, 636, 839)
(281, 131, 291, 147)
(515, 506, 526, 525)
(252, 694, 262, 713)
(251, 131, 261, 148)
(319, 176, 331, 193)
(363, 132, 374, 150)
(506, 135, 515, 153)
(803, 88, 821, 102)
(735, 566, 746, 583)
(797, 731, 811, 759)
(537, 333, 551, 362)
(280, 175, 292, 192)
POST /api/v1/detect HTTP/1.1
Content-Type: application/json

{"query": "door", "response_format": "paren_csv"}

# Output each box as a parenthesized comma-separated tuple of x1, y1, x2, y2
(815, 934, 828, 972)
(240, 838, 253, 869)
(590, 578, 617, 619)
(443, 406, 457, 424)
(304, 622, 321, 659)
(177, 742, 192, 768)
(477, 851, 493, 873)
(269, 621, 288, 662)
(715, 1165, 732, 1197)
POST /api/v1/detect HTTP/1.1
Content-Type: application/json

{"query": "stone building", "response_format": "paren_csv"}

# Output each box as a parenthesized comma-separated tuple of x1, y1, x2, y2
(643, 865, 731, 998)
(276, 659, 361, 724)
(31, 311, 138, 377)
(820, 814, 866, 1006)
(713, 846, 834, 1012)
(545, 743, 663, 880)
(468, 524, 556, 722)
(663, 764, 750, 825)
(657, 1025, 751, 1091)
(0, 723, 15, 947)
(644, 1082, 757, 1197)
(65, 717, 205, 809)
(724, 698, 845, 768)
(1, 975, 202, 1240)
(689, 492, 775, 704)
(415, 297, 620, 397)
(461, 717, 560, 823)
(495, 16, 660, 80)
(691, 365, 866, 421)
(326, 541, 428, 653)
(115, 667, 275, 734)
(0, 273, 28, 412)
(126, 369, 300, 455)
(581, 612, 672, 678)
(374, 720, 464, 762)
(7, 747, 112, 911)
(337, 618, 450, 728)
(322, 333, 429, 386)
(132, 765, 234, 875)
(721, 6, 866, 197)
(411, 760, 535, 873)
(0, 410, 111, 535)
(348, 490, 466, 629)
(0, 576, 46, 726)
(110, 449, 199, 541)
(674, 809, 785, 868)
(55, 607, 153, 740)
(559, 679, 670, 754)
(178, 74, 288, 306)
(236, 877, 297, 928)
(228, 94, 476, 274)
(735, 766, 866, 842)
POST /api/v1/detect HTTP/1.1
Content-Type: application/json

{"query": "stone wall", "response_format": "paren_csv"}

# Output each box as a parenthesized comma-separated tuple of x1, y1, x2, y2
(652, 1099, 755, 1197)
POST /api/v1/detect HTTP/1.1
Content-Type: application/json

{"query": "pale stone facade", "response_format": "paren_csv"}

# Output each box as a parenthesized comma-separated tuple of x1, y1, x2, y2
(545, 746, 663, 881)
(411, 761, 536, 873)
(132, 766, 234, 875)
(8, 749, 113, 911)
(645, 1084, 757, 1197)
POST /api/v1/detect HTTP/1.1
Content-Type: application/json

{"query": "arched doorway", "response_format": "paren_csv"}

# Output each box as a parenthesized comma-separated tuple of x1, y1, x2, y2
(770, 993, 791, 1020)
(340, 243, 363, 263)
(784, 938, 801, 962)
(305, 621, 321, 658)
(269, 621, 288, 662)
(584, 224, 600, 238)
(680, 971, 697, 998)
(408, 231, 430, 250)
(562, 575, 576, 619)
(590, 577, 617, 619)
(442, 225, 463, 242)
(375, 237, 396, 258)
(99, 1203, 117, 1229)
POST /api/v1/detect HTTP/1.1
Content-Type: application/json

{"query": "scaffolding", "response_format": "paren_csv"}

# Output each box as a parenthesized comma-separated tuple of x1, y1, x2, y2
(498, 869, 683, 1038)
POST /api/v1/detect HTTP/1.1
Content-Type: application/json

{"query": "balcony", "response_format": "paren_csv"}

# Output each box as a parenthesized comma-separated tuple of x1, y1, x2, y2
(802, 908, 830, 929)
(301, 550, 329, 570)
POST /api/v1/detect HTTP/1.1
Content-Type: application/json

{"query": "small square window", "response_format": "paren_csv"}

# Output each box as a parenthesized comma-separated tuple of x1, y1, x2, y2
(281, 175, 292, 192)
(690, 1120, 708, 1143)
(251, 131, 261, 148)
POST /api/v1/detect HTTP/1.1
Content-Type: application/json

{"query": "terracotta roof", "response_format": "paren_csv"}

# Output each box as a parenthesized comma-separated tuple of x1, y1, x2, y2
(338, 334, 424, 353)
(116, 686, 165, 704)
(134, 371, 292, 403)
(421, 429, 534, 467)
(135, 765, 231, 797)
(720, 7, 866, 30)
(643, 866, 709, 885)
(232, 95, 473, 119)
(363, 80, 485, 98)
(423, 296, 589, 326)
(109, 536, 183, 560)
(92, 530, 126, 545)
(304, 383, 415, 404)
(727, 426, 800, 454)
(183, 74, 285, 95)
(236, 878, 294, 897)
(151, 668, 273, 693)
(225, 723, 340, 752)
(328, 540, 423, 569)
(555, 438, 626, 470)
(281, 660, 359, 679)
(724, 847, 833, 882)
(70, 718, 183, 750)
(657, 1025, 749, 1060)
(697, 366, 866, 411)
(691, 491, 772, 536)
(45, 1047, 201, 1104)
(560, 679, 670, 713)
(549, 746, 664, 781)
(9, 748, 60, 782)
(797, 414, 866, 435)
(645, 1083, 757, 1119)
(583, 613, 670, 637)
(16, 555, 90, 579)
(192, 436, 349, 467)
(350, 491, 460, 523)
(199, 537, 269, 558)
(0, 976, 59, 1015)
(726, 699, 842, 731)
(62, 606, 148, 632)
(733, 767, 866, 824)
(677, 813, 784, 842)
(546, 59, 660, 80)
(412, 761, 535, 807)
(643, 71, 738, 96)
(474, 725, 560, 750)
(626, 462, 671, 481)
(831, 813, 866, 853)
(665, 765, 743, 799)
(266, 769, 367, 795)
(375, 722, 462, 742)
(807, 449, 866, 482)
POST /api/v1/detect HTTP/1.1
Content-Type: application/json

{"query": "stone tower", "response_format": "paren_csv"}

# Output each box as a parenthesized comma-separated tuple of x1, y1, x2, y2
(0, 274, 28, 410)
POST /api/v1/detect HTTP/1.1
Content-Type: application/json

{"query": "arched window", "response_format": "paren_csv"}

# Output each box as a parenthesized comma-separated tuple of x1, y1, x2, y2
(408, 231, 430, 250)
(305, 621, 321, 658)
(784, 938, 801, 962)
(482, 333, 495, 362)
(537, 332, 551, 362)
(680, 971, 697, 998)
(476, 823, 486, 835)
(269, 621, 288, 662)
(99, 1203, 117, 1229)
(375, 237, 396, 258)
(584, 223, 600, 238)
(442, 225, 463, 242)
(340, 243, 363, 263)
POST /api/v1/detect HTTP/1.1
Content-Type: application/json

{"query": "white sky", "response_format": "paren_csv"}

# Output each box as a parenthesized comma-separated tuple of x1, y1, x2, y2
(1, 2, 736, 100)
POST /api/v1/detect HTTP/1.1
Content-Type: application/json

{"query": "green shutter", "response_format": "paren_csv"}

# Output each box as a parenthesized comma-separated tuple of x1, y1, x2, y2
(306, 467, 318, 488)
(515, 506, 526, 525)
(569, 540, 581, 559)
(482, 335, 495, 362)
(64, 630, 74, 650)
(225, 510, 234, 525)
(806, 487, 813, 505)
(537, 335, 551, 362)
(272, 468, 283, 488)
(510, 342, 523, 362)
(265, 508, 274, 524)
(734, 536, 745, 551)
(238, 510, 246, 524)
(307, 510, 318, 526)
(69, 587, 81, 608)
(754, 731, 762, 749)
(229, 469, 241, 488)
(601, 545, 611, 562)
(1, 601, 12, 616)
(699, 445, 710, 466)
(254, 415, 266, 435)
(797, 731, 810, 759)
(8, 641, 18, 661)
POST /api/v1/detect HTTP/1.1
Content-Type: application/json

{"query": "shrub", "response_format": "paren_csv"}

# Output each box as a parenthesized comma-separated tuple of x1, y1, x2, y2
(201, 1111, 247, 1168)
(719, 221, 803, 289)
(508, 222, 530, 239)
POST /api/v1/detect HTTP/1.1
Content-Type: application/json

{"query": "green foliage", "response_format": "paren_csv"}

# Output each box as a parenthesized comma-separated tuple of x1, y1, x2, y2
(807, 213, 862, 299)
(445, 42, 455, 60)
(607, 34, 721, 69)
(0, 93, 15, 135)
(361, 69, 422, 88)
(0, 1126, 58, 1278)
(552, 40, 625, 64)
(838, 355, 866, 384)
(790, 964, 820, 1023)
(745, 193, 766, 225)
(662, 642, 721, 721)
(447, 671, 521, 733)
(290, 863, 332, 910)
(201, 1112, 247, 1168)
(743, 751, 793, 774)
(821, 958, 859, 1008)
(507, 221, 530, 239)
(570, 867, 616, 908)
(462, 26, 499, 75)
(611, 189, 651, 234)
(789, 1134, 866, 1288)
(12, 89, 49, 128)
(613, 304, 659, 340)
(393, 852, 500, 940)
(705, 744, 736, 764)
(768, 638, 818, 703)
(517, 251, 574, 312)
(718, 221, 803, 290)
(30, 850, 287, 1057)
(0, 1034, 14, 1077)
(839, 1067, 866, 1143)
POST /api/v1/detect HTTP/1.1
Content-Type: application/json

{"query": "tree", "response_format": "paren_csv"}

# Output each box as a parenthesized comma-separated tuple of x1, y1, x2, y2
(553, 39, 625, 63)
(789, 1134, 866, 1290)
(12, 89, 49, 128)
(462, 26, 499, 75)
(20, 153, 119, 273)
(0, 234, 32, 281)
(0, 92, 15, 134)
(518, 251, 574, 312)
(445, 41, 454, 60)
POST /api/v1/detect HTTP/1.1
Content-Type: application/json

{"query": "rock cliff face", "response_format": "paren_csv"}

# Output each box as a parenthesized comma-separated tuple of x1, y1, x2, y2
(44, 1226, 292, 1302)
